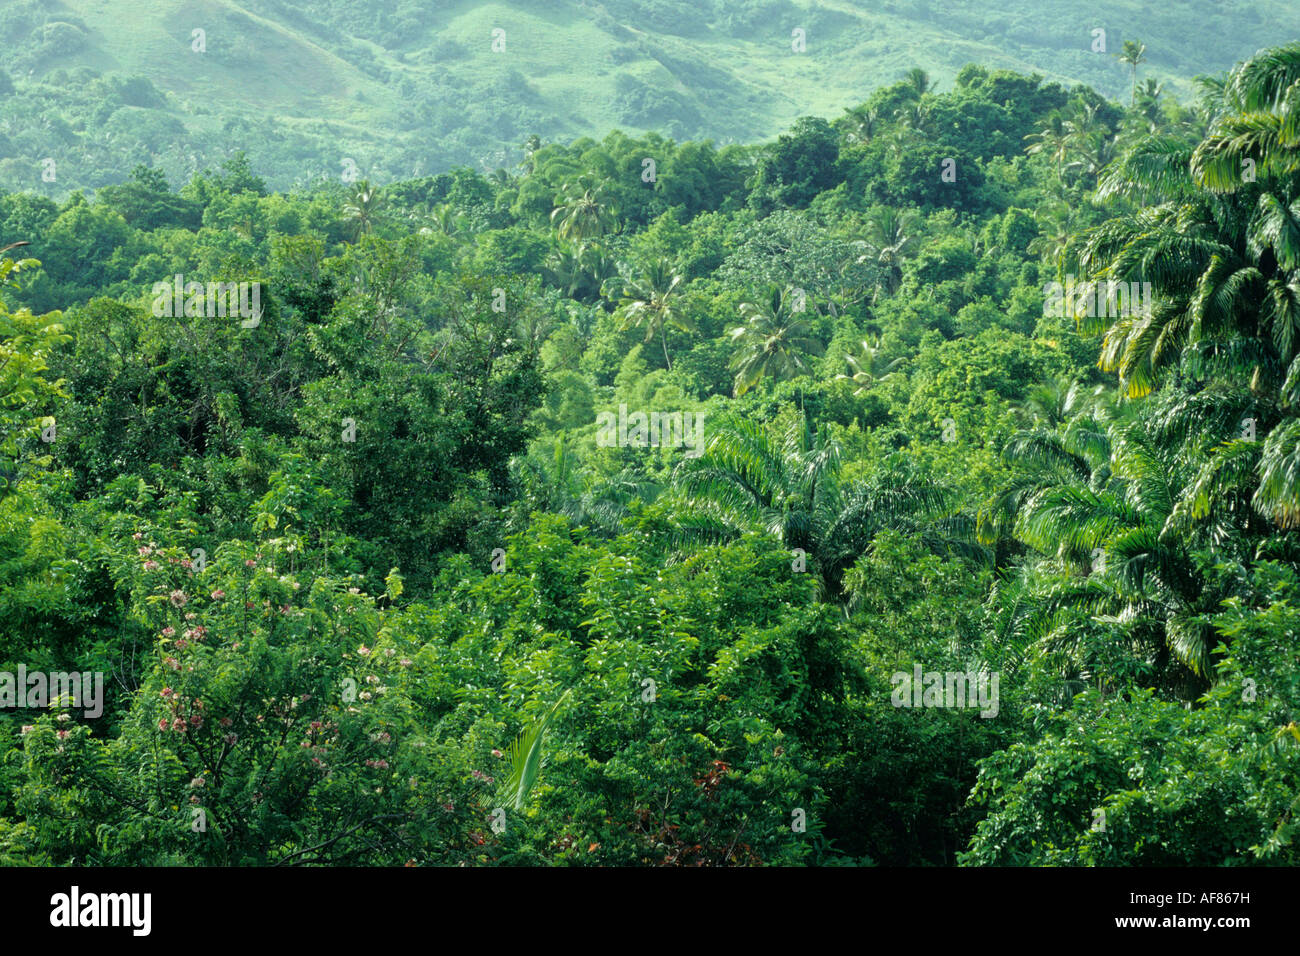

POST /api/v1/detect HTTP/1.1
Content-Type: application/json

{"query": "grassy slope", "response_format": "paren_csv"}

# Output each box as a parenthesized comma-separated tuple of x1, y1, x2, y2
(10, 0, 1300, 193)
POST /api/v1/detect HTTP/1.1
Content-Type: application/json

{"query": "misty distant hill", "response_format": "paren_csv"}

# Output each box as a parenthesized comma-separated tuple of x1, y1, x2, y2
(1, 0, 1295, 193)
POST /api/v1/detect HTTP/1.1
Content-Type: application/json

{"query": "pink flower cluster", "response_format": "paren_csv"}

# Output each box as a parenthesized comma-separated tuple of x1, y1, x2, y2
(138, 540, 159, 572)
(157, 687, 208, 734)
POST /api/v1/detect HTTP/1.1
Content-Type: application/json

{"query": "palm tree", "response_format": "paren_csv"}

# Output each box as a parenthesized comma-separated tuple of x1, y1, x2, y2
(836, 337, 904, 395)
(1016, 376, 1103, 429)
(1254, 418, 1300, 528)
(1115, 40, 1148, 106)
(550, 181, 616, 241)
(545, 242, 620, 302)
(1077, 45, 1300, 533)
(343, 180, 383, 241)
(1065, 132, 1117, 185)
(861, 207, 921, 294)
(1060, 102, 1115, 185)
(609, 257, 695, 370)
(988, 44, 1300, 699)
(728, 285, 825, 397)
(545, 245, 585, 299)
(1191, 72, 1231, 122)
(893, 101, 934, 135)
(1082, 43, 1300, 402)
(1025, 114, 1073, 181)
(1027, 200, 1077, 273)
(1138, 77, 1164, 100)
(980, 401, 1225, 687)
(427, 203, 466, 237)
(1115, 110, 1160, 152)
(1190, 44, 1300, 190)
(671, 415, 978, 602)
(520, 134, 542, 174)
(1135, 77, 1164, 116)
(978, 391, 1115, 556)
(513, 437, 658, 535)
(901, 67, 934, 99)
(841, 105, 880, 145)
(578, 244, 620, 300)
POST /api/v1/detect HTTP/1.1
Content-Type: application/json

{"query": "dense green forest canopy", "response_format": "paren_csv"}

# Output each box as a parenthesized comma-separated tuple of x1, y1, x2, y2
(3, 0, 1299, 193)
(1, 39, 1299, 866)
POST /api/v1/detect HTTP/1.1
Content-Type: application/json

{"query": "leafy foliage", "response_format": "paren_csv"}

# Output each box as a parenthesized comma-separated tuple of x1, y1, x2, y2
(1, 40, 1299, 869)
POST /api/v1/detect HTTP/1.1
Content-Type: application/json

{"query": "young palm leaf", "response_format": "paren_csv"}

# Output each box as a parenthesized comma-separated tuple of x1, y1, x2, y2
(500, 689, 572, 810)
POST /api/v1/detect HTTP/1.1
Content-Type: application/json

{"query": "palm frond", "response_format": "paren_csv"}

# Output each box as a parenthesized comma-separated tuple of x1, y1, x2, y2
(501, 688, 572, 811)
(1253, 417, 1300, 527)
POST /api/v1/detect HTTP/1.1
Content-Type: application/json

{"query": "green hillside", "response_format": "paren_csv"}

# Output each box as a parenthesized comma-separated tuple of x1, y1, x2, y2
(1, 0, 1298, 192)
